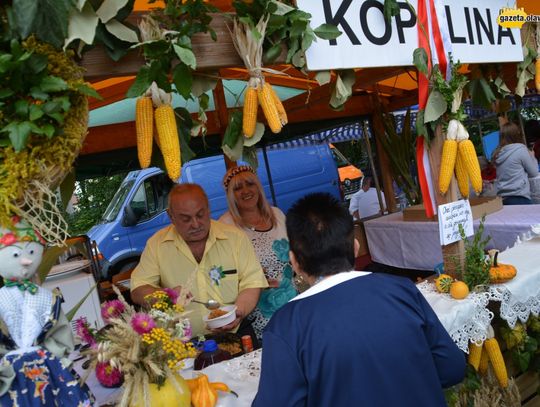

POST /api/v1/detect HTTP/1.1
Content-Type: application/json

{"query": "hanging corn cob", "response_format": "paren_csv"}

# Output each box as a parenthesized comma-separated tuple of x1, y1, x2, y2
(454, 147, 469, 198)
(135, 95, 154, 168)
(456, 121, 482, 194)
(484, 325, 508, 388)
(468, 342, 483, 371)
(232, 17, 287, 137)
(258, 81, 282, 133)
(478, 346, 489, 375)
(152, 84, 181, 181)
(243, 78, 259, 138)
(438, 119, 458, 194)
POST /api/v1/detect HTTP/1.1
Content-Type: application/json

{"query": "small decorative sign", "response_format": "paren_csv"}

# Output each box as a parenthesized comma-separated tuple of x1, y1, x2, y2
(438, 200, 474, 245)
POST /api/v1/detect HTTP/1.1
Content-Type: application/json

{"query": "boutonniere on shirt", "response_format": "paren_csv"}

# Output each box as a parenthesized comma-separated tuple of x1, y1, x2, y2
(209, 265, 225, 286)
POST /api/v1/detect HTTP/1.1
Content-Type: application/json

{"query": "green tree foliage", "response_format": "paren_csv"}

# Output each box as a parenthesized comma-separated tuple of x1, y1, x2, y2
(66, 173, 127, 236)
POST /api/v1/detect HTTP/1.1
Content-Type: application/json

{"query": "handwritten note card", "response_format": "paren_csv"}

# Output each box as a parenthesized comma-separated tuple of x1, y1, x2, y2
(438, 200, 474, 246)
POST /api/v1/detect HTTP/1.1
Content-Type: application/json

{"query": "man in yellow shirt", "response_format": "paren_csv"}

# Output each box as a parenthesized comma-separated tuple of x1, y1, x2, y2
(131, 183, 268, 336)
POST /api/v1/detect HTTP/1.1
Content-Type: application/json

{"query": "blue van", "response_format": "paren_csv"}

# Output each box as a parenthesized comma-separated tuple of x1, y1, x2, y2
(88, 143, 341, 279)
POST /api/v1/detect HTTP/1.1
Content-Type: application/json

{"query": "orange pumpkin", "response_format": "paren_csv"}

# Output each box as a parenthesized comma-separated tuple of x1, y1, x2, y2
(489, 251, 517, 284)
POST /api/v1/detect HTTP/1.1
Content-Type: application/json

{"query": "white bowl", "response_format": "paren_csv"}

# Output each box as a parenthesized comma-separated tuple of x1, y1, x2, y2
(203, 305, 237, 329)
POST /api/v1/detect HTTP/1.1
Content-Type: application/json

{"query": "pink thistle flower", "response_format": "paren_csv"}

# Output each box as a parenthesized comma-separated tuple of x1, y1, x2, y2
(74, 317, 97, 347)
(162, 288, 179, 304)
(95, 361, 123, 388)
(100, 300, 125, 323)
(131, 313, 156, 335)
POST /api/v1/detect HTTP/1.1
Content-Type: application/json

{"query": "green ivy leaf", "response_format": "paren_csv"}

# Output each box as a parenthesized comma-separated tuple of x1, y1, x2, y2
(104, 19, 138, 44)
(191, 76, 217, 98)
(468, 77, 496, 109)
(73, 83, 103, 100)
(29, 87, 49, 100)
(242, 145, 259, 170)
(243, 122, 264, 147)
(313, 23, 342, 40)
(270, 0, 295, 16)
(41, 123, 55, 138)
(413, 47, 429, 76)
(172, 63, 193, 100)
(27, 54, 48, 74)
(263, 43, 283, 64)
(223, 110, 243, 149)
(96, 0, 130, 24)
(416, 109, 428, 138)
(424, 90, 447, 123)
(0, 89, 14, 99)
(291, 19, 308, 37)
(2, 121, 32, 152)
(40, 76, 69, 93)
(14, 100, 30, 117)
(383, 0, 400, 24)
(46, 112, 65, 124)
(29, 104, 44, 121)
(142, 40, 170, 60)
(13, 0, 72, 49)
(173, 44, 197, 70)
(126, 65, 152, 98)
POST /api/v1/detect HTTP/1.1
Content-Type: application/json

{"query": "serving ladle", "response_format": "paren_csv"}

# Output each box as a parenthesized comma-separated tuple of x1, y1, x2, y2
(191, 299, 221, 310)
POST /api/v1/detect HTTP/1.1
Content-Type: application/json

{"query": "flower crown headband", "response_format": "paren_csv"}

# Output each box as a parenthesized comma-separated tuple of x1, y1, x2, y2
(223, 165, 256, 189)
(0, 216, 46, 249)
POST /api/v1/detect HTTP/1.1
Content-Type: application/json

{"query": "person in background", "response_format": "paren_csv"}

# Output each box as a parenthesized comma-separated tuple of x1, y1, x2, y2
(348, 176, 385, 220)
(493, 122, 539, 205)
(524, 119, 540, 162)
(219, 166, 298, 344)
(253, 193, 465, 407)
(130, 183, 268, 336)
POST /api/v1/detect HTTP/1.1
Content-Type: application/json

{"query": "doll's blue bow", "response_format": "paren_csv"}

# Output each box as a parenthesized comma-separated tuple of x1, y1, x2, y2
(3, 278, 38, 294)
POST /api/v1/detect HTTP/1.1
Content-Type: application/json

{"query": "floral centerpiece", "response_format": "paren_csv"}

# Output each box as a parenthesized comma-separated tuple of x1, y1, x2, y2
(76, 287, 196, 406)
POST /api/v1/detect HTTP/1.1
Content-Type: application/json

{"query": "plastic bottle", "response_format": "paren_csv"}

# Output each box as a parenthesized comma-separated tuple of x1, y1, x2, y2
(193, 340, 232, 370)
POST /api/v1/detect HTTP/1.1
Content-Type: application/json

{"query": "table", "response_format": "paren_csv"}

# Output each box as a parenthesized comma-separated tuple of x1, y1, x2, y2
(364, 205, 540, 271)
(76, 350, 262, 406)
(417, 232, 540, 352)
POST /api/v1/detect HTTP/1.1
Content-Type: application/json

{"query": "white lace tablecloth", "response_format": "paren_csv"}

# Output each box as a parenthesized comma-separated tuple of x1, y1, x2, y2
(75, 350, 262, 406)
(487, 233, 540, 328)
(417, 281, 493, 353)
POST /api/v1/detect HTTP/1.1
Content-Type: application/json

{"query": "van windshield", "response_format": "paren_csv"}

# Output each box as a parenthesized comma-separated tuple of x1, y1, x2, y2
(331, 148, 350, 168)
(101, 179, 135, 223)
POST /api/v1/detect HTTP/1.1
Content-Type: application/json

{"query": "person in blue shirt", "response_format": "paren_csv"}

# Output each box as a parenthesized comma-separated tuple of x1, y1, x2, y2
(253, 193, 465, 407)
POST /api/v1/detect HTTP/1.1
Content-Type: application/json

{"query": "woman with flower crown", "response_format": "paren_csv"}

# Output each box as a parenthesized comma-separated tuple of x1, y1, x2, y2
(0, 217, 94, 406)
(219, 166, 301, 344)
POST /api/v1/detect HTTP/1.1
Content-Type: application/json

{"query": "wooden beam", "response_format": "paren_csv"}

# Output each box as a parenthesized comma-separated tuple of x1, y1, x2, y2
(287, 95, 376, 123)
(89, 77, 135, 110)
(212, 80, 235, 168)
(387, 90, 418, 111)
(219, 67, 318, 90)
(82, 13, 258, 80)
(283, 67, 410, 113)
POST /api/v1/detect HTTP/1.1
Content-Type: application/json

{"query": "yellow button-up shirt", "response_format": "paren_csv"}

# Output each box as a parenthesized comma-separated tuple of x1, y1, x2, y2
(131, 220, 268, 335)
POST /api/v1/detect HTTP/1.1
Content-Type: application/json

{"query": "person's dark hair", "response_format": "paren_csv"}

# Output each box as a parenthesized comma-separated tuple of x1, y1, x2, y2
(286, 193, 355, 278)
(524, 119, 540, 146)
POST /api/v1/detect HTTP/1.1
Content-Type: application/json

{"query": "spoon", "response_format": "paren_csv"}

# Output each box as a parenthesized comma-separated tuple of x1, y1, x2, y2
(191, 299, 221, 310)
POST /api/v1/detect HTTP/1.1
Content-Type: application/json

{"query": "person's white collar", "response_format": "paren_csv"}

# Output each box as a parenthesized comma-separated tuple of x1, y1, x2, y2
(290, 270, 371, 302)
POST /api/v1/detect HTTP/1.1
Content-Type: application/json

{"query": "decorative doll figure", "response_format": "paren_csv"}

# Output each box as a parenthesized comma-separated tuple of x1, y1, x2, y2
(0, 217, 94, 406)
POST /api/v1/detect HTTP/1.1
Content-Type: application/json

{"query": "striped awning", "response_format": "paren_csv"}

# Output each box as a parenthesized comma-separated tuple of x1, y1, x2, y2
(268, 121, 369, 150)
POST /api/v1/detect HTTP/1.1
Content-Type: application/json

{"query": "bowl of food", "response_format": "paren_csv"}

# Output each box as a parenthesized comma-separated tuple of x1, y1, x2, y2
(203, 305, 237, 329)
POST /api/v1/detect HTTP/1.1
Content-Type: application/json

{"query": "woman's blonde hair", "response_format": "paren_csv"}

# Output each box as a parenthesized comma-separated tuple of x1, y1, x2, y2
(224, 169, 276, 229)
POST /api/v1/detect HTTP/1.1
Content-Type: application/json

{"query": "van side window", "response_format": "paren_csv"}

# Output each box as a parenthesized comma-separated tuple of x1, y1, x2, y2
(130, 175, 173, 223)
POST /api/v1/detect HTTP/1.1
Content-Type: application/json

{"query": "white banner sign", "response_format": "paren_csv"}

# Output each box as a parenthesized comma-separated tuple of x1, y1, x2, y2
(297, 0, 523, 71)
(438, 200, 474, 246)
